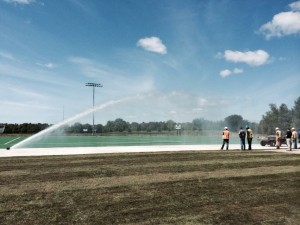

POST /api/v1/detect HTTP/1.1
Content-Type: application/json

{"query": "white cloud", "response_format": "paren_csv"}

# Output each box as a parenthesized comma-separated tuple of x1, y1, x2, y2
(259, 1, 300, 39)
(222, 50, 269, 66)
(36, 62, 57, 69)
(220, 68, 243, 78)
(289, 1, 300, 11)
(220, 69, 231, 78)
(233, 68, 243, 74)
(137, 37, 167, 54)
(0, 51, 15, 61)
(1, 0, 35, 4)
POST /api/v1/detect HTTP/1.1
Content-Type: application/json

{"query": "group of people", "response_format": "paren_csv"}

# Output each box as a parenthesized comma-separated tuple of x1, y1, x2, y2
(220, 126, 300, 151)
(220, 126, 253, 150)
(275, 127, 299, 151)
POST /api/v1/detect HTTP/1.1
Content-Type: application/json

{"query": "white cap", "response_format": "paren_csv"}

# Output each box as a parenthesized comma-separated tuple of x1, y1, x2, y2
(276, 127, 279, 130)
(224, 127, 228, 130)
(292, 127, 295, 130)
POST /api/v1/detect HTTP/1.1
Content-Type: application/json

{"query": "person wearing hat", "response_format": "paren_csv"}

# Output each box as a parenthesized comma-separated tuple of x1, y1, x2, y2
(275, 127, 282, 149)
(221, 127, 230, 150)
(246, 125, 253, 150)
(291, 128, 297, 149)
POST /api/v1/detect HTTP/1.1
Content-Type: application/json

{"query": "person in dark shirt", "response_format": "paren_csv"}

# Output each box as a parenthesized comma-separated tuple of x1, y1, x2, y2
(286, 128, 292, 151)
(239, 127, 246, 150)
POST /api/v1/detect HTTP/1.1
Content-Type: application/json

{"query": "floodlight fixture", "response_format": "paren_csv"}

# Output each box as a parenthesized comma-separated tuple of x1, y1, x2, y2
(85, 83, 103, 87)
(85, 83, 103, 135)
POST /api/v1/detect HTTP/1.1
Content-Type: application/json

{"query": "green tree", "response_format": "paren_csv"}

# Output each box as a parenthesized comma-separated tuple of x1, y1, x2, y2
(224, 115, 243, 132)
(166, 120, 176, 131)
(95, 124, 104, 133)
(259, 104, 279, 134)
(278, 104, 292, 129)
(292, 97, 300, 128)
(104, 118, 128, 132)
(70, 122, 83, 133)
(192, 119, 203, 131)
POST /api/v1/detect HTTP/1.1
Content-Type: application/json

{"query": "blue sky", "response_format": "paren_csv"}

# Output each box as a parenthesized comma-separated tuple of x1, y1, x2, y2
(1, 0, 300, 125)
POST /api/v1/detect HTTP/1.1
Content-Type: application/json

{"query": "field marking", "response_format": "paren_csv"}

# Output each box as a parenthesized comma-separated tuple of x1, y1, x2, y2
(4, 137, 21, 145)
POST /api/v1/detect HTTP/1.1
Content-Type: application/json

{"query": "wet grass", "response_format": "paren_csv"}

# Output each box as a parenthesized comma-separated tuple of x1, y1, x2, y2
(1, 150, 300, 224)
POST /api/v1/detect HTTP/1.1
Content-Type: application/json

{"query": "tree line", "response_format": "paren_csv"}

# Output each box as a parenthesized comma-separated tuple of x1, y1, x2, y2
(258, 97, 300, 134)
(2, 96, 299, 135)
(1, 118, 255, 135)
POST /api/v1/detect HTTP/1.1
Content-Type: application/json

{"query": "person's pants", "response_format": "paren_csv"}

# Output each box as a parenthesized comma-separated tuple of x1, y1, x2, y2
(286, 138, 291, 151)
(293, 139, 298, 149)
(240, 138, 245, 150)
(276, 138, 281, 148)
(247, 138, 252, 150)
(221, 139, 229, 150)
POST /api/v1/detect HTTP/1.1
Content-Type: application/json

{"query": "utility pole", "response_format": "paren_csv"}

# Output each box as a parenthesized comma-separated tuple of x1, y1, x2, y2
(85, 83, 103, 136)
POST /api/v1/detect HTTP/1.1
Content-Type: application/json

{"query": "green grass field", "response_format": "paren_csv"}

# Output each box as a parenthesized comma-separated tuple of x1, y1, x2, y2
(0, 134, 257, 149)
(1, 150, 299, 224)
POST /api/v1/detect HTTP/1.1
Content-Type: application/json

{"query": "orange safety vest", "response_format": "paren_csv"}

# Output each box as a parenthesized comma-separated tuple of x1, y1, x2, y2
(222, 130, 230, 139)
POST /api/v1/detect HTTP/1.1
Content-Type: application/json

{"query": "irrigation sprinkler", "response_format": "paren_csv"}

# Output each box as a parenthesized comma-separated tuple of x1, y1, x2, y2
(85, 83, 103, 136)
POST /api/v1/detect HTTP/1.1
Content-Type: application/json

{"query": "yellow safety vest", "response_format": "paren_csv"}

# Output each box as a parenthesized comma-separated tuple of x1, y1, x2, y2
(276, 130, 282, 138)
(292, 131, 297, 139)
(247, 129, 253, 138)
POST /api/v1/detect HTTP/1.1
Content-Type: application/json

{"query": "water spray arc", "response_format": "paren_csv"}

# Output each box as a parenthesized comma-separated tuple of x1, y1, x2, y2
(85, 83, 103, 136)
(11, 95, 144, 149)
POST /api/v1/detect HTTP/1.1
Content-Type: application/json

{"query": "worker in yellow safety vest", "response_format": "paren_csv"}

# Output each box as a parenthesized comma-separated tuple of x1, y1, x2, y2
(246, 125, 253, 150)
(275, 127, 282, 149)
(291, 128, 297, 149)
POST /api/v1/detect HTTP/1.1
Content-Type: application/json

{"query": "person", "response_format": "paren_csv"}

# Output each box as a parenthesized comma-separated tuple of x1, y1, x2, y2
(239, 127, 246, 150)
(221, 127, 230, 150)
(285, 128, 292, 151)
(246, 125, 253, 150)
(291, 128, 297, 149)
(298, 128, 300, 148)
(275, 127, 282, 149)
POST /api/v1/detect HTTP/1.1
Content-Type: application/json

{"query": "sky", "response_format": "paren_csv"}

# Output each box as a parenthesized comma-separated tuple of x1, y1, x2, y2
(0, 0, 300, 125)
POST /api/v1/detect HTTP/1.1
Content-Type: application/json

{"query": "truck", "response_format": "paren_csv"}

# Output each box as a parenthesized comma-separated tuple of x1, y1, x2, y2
(259, 135, 286, 146)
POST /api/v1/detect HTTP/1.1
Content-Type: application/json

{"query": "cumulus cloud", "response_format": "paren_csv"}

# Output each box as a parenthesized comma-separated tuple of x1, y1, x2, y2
(1, 0, 35, 4)
(289, 1, 300, 11)
(220, 69, 231, 78)
(259, 1, 300, 39)
(221, 50, 269, 66)
(137, 36, 167, 54)
(219, 68, 243, 78)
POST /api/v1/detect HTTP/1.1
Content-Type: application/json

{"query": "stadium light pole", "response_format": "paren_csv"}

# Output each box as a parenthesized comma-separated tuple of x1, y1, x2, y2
(85, 83, 103, 136)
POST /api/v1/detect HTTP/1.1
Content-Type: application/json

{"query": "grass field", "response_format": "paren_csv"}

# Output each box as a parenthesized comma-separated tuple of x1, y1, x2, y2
(0, 134, 257, 149)
(1, 150, 299, 224)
